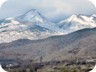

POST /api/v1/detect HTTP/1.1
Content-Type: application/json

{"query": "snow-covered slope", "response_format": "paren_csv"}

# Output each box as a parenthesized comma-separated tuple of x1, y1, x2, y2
(0, 9, 96, 43)
(0, 9, 64, 43)
(58, 14, 96, 34)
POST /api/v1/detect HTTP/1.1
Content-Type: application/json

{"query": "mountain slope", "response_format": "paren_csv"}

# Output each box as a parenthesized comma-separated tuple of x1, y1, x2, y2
(0, 10, 96, 44)
(58, 14, 96, 34)
(44, 28, 96, 61)
(0, 28, 96, 61)
(0, 9, 63, 43)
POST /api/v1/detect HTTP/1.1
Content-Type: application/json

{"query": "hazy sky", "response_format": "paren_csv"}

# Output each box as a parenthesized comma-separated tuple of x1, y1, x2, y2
(0, 0, 96, 22)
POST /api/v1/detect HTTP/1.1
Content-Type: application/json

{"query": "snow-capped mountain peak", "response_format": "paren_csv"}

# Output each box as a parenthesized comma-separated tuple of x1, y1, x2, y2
(25, 9, 40, 16)
(58, 14, 96, 33)
(59, 14, 78, 24)
(91, 14, 96, 21)
(17, 9, 45, 23)
(0, 9, 64, 43)
(0, 9, 96, 43)
(91, 14, 96, 17)
(67, 14, 78, 22)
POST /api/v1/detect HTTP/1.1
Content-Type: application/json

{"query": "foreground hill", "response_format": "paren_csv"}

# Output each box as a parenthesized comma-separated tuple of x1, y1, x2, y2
(0, 28, 96, 61)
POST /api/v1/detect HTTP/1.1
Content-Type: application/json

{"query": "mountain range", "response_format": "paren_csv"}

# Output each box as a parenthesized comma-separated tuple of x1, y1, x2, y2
(0, 9, 96, 43)
(0, 9, 96, 62)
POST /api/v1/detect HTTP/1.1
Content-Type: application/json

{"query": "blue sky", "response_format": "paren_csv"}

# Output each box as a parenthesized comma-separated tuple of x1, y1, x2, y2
(0, 0, 96, 22)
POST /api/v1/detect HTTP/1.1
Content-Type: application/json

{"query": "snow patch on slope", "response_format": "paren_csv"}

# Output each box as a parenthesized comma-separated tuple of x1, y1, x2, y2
(0, 9, 64, 43)
(0, 9, 96, 43)
(58, 14, 96, 34)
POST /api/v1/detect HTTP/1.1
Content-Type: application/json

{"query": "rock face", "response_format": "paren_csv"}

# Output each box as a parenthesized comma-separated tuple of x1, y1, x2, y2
(0, 28, 96, 61)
